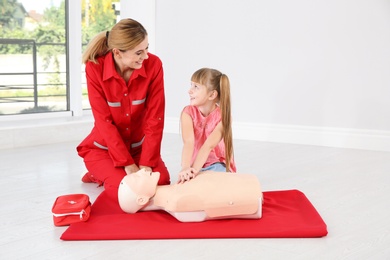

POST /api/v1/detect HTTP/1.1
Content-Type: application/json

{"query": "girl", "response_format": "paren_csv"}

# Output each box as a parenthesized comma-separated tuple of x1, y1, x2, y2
(178, 68, 236, 183)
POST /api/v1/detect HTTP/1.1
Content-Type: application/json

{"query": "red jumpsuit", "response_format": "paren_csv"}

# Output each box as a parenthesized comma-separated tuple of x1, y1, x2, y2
(77, 52, 170, 200)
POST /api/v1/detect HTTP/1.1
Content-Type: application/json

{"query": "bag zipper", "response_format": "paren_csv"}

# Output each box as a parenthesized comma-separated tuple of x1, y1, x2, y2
(53, 209, 86, 220)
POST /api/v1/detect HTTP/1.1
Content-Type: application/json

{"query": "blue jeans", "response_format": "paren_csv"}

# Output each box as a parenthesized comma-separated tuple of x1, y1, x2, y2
(201, 162, 226, 172)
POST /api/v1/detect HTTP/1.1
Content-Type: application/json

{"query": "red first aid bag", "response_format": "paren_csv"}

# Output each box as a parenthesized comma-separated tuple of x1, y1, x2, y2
(52, 194, 91, 226)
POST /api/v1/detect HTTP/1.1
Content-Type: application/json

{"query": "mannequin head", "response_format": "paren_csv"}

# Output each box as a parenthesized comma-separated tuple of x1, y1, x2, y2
(118, 168, 160, 213)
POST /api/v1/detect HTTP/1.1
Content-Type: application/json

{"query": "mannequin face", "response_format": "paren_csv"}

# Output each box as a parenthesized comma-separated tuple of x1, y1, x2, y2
(118, 169, 160, 213)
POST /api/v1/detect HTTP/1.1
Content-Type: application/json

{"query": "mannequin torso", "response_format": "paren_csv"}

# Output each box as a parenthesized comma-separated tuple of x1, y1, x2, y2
(118, 170, 263, 222)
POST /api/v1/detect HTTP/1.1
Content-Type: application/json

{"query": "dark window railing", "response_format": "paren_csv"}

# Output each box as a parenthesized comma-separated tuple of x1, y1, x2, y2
(0, 39, 39, 107)
(0, 38, 74, 115)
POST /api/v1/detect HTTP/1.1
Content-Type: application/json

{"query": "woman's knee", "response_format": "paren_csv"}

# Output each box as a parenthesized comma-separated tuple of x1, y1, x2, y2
(85, 159, 126, 187)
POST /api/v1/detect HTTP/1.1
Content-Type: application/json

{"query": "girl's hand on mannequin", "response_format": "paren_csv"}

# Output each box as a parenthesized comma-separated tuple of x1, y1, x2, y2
(177, 167, 196, 184)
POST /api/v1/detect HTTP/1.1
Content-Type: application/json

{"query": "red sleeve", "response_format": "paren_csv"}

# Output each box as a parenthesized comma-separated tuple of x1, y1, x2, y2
(86, 62, 135, 167)
(139, 61, 165, 167)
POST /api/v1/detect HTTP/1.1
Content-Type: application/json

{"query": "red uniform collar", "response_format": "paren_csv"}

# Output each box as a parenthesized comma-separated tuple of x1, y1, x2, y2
(102, 51, 147, 81)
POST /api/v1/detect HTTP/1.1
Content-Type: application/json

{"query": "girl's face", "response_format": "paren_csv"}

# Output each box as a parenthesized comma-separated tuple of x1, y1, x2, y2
(116, 37, 149, 70)
(188, 81, 215, 106)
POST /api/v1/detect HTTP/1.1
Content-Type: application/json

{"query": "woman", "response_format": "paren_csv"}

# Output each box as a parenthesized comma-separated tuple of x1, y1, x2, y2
(77, 18, 170, 200)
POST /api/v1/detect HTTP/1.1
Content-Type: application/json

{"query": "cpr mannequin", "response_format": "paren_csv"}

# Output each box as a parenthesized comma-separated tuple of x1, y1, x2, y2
(118, 169, 263, 222)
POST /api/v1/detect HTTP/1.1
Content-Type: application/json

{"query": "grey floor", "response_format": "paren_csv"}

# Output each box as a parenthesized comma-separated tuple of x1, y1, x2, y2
(1, 133, 389, 259)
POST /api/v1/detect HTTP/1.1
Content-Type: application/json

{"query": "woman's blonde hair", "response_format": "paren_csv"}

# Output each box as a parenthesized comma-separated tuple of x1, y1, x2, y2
(191, 68, 234, 171)
(82, 18, 148, 64)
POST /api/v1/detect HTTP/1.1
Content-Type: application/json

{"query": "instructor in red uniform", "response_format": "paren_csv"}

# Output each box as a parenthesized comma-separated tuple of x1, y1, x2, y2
(77, 18, 170, 200)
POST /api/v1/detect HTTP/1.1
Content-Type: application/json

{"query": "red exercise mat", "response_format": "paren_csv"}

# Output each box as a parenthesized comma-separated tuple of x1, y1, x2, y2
(60, 189, 327, 240)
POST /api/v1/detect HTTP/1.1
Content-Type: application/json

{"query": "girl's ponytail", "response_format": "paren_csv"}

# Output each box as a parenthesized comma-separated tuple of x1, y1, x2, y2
(219, 74, 234, 172)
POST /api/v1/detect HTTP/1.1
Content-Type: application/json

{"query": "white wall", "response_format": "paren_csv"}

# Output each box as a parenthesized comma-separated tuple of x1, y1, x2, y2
(2, 0, 389, 151)
(120, 0, 156, 53)
(153, 0, 390, 151)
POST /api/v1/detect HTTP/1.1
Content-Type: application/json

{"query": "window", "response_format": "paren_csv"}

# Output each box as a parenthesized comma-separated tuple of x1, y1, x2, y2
(0, 0, 67, 115)
(0, 0, 117, 116)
